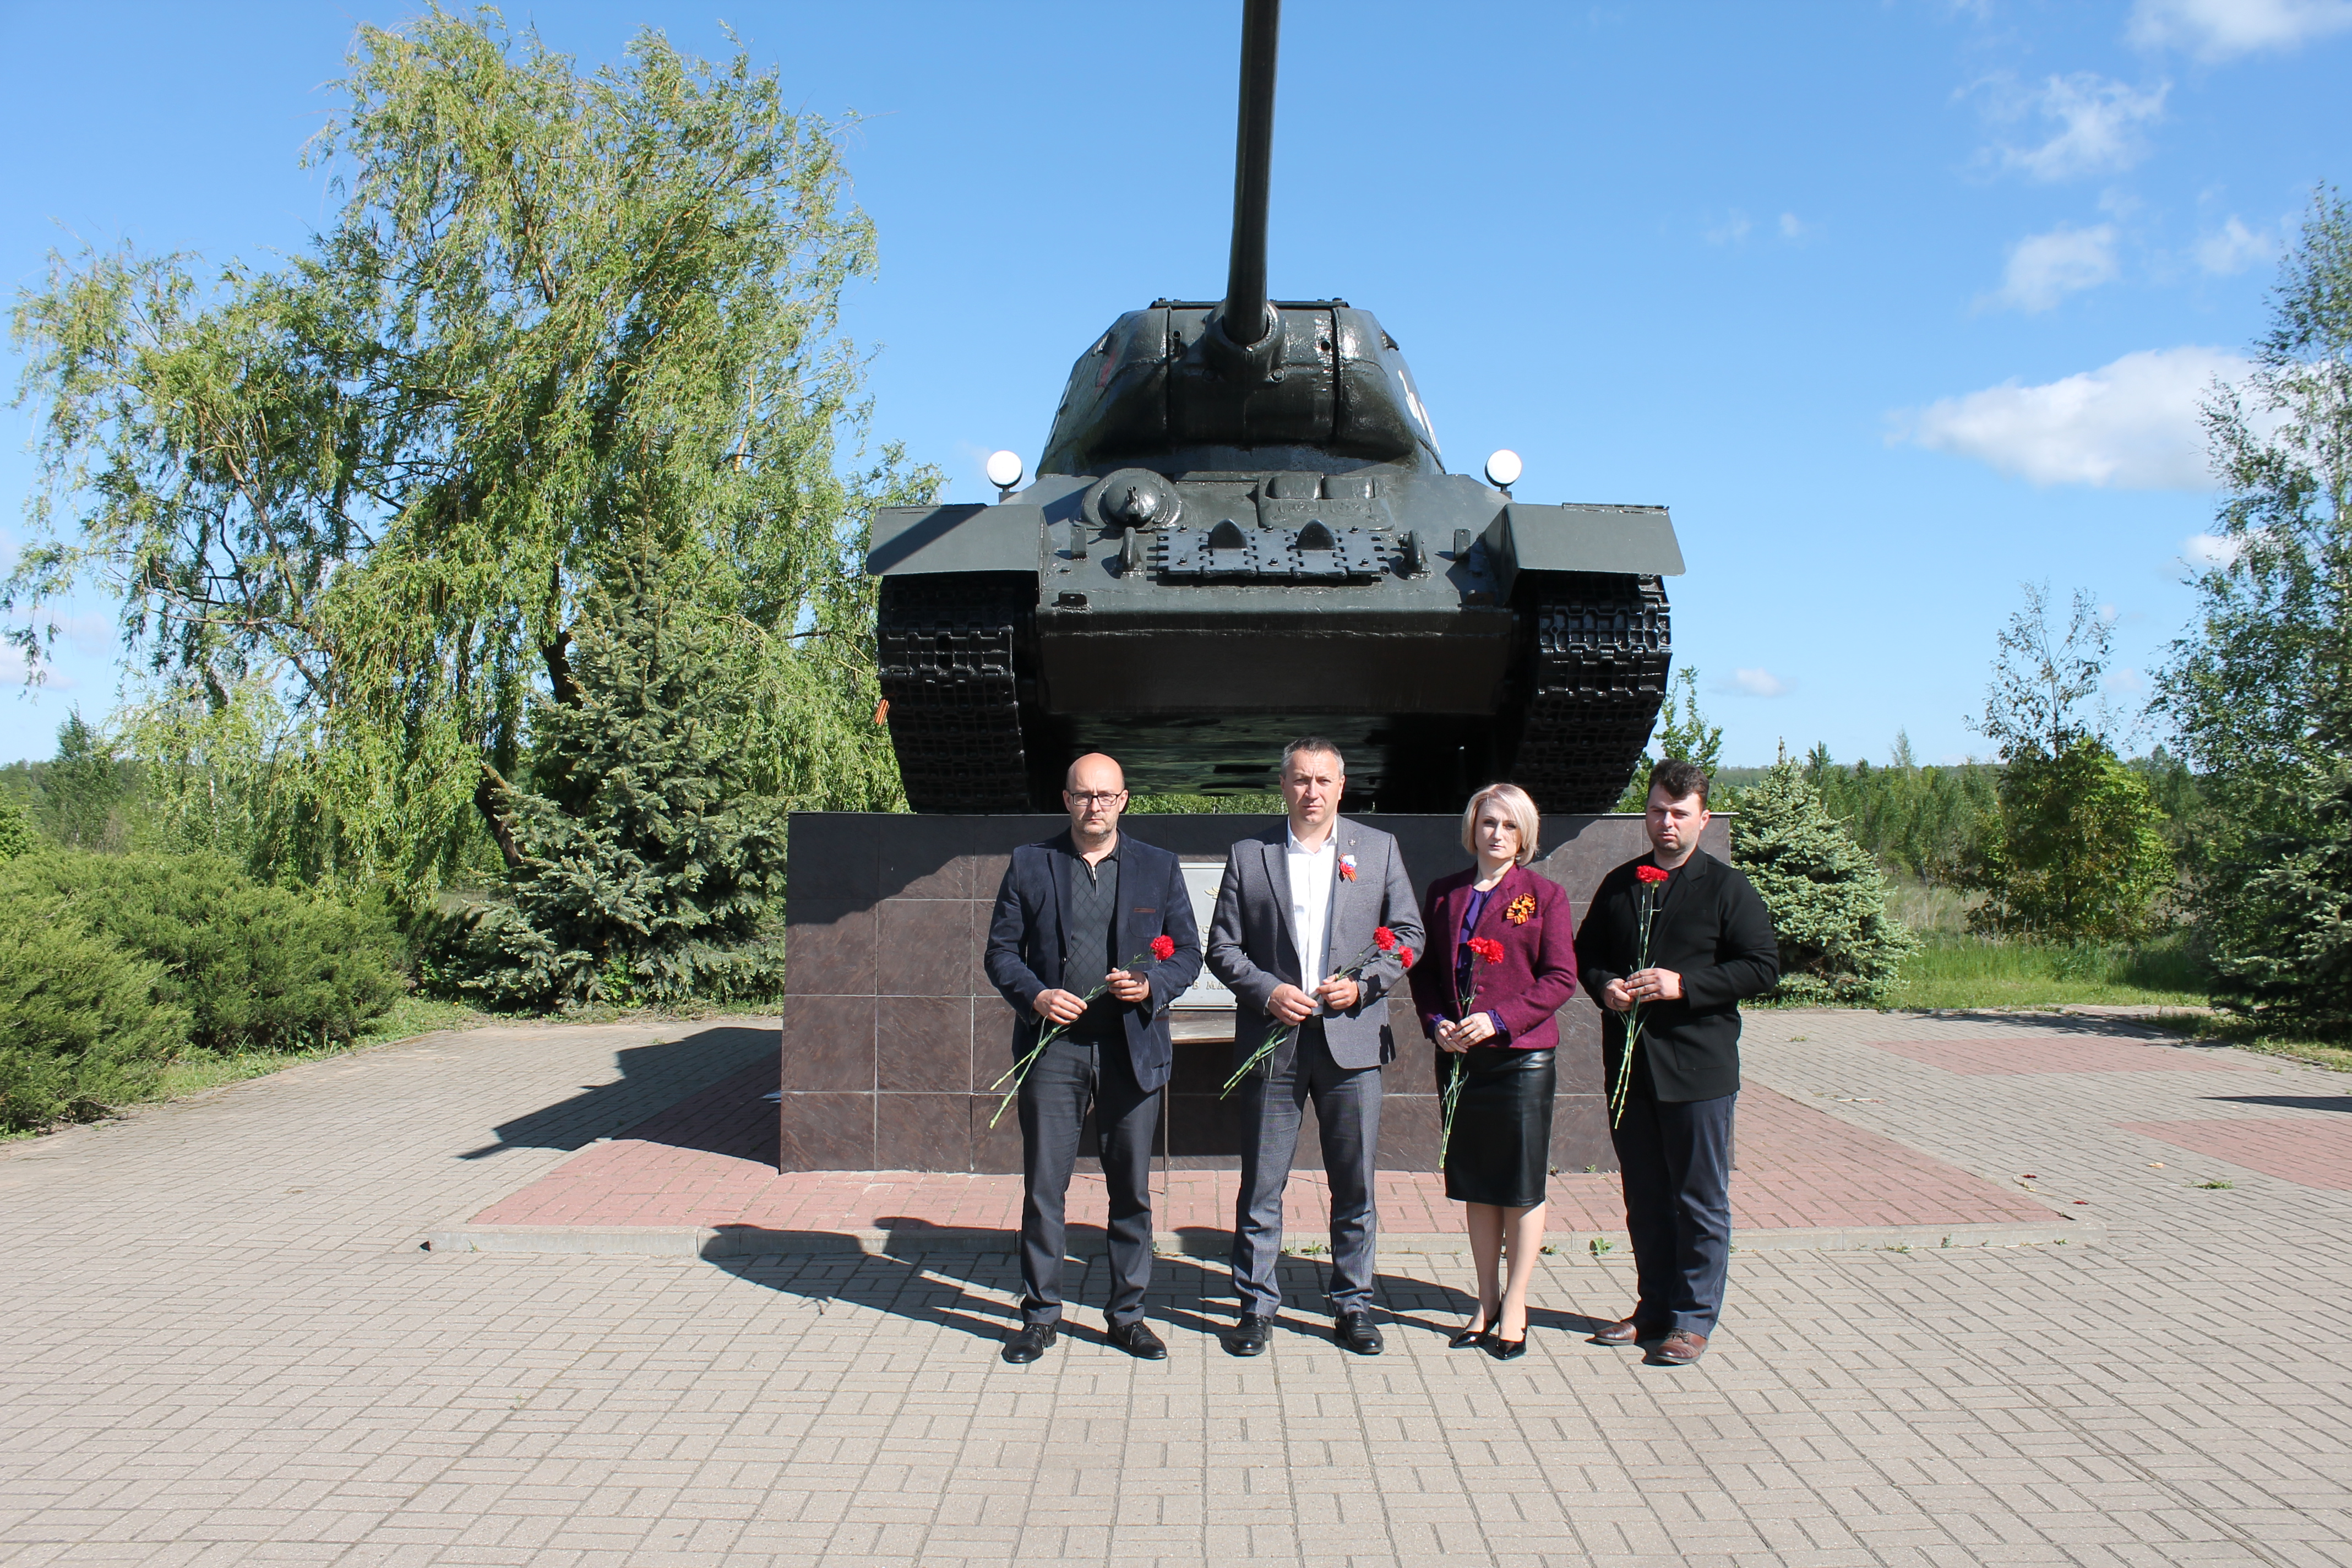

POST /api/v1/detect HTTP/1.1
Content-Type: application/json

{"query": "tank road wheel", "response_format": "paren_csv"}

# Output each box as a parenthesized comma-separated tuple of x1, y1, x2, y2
(1508, 574, 1671, 815)
(876, 576, 1035, 813)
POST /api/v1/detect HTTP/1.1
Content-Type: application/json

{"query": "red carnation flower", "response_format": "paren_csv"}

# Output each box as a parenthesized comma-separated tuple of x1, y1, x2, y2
(1467, 936, 1505, 965)
(1150, 934, 1176, 961)
(1374, 926, 1397, 952)
(1635, 864, 1671, 884)
(1398, 947, 1417, 968)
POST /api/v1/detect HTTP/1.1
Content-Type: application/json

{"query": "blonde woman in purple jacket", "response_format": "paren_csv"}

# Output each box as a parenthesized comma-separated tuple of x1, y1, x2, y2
(1406, 783, 1580, 1359)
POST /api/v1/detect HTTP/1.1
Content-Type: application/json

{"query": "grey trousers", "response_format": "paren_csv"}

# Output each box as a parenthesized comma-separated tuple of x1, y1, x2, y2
(1231, 1019, 1382, 1316)
(1608, 1077, 1736, 1337)
(1016, 1034, 1158, 1327)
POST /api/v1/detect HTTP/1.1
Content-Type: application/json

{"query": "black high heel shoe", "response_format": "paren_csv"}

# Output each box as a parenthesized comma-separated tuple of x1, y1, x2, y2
(1486, 1331, 1528, 1360)
(1450, 1306, 1501, 1349)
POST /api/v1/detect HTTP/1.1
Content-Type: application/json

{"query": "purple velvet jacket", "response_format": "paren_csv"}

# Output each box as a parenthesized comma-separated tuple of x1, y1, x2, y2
(1404, 863, 1581, 1051)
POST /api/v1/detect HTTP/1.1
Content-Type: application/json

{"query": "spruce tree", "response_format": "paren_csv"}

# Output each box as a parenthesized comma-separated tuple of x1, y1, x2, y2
(443, 560, 787, 1010)
(1732, 752, 1918, 1005)
(2198, 764, 2352, 1031)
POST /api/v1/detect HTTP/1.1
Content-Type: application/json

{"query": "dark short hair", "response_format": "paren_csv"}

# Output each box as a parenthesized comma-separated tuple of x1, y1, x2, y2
(1648, 758, 1711, 807)
(1281, 736, 1345, 777)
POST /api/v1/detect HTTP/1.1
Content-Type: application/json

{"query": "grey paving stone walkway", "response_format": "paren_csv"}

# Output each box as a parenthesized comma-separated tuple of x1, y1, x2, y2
(2, 1009, 2348, 1567)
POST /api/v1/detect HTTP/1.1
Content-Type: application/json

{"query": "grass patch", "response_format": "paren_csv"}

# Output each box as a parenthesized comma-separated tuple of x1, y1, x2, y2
(143, 994, 494, 1103)
(1887, 933, 2209, 1011)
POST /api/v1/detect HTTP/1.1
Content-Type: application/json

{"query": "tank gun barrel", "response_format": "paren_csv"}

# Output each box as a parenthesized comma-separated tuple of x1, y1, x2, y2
(1220, 0, 1281, 351)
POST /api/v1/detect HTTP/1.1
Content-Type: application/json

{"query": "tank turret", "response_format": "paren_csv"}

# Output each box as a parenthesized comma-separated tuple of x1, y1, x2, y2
(869, 0, 1680, 813)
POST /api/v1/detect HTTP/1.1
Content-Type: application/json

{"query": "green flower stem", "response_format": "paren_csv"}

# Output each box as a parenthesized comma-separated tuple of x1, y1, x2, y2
(989, 945, 1166, 1126)
(1216, 938, 1395, 1099)
(1608, 889, 1662, 1130)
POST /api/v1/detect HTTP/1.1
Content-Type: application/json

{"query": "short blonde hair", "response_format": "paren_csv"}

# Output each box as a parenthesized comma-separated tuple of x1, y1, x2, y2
(1460, 783, 1540, 866)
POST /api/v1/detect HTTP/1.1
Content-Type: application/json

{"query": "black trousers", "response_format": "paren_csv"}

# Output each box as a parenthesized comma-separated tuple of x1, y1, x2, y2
(1608, 1075, 1736, 1338)
(1016, 1033, 1159, 1327)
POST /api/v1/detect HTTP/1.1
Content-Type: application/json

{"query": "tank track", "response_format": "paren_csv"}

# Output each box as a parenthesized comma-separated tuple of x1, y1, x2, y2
(1509, 574, 1672, 814)
(876, 578, 1035, 813)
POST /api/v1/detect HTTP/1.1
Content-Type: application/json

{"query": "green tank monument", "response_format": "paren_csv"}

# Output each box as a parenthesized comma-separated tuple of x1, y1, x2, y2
(865, 0, 1685, 815)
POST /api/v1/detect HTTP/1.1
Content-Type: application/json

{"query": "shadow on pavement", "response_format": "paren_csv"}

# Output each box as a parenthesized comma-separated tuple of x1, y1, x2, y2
(2206, 1096, 2352, 1114)
(1904, 1010, 2231, 1044)
(455, 1026, 777, 1160)
(700, 1224, 1611, 1352)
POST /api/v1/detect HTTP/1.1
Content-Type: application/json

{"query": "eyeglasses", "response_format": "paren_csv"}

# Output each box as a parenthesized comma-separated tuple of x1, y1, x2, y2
(1066, 791, 1127, 805)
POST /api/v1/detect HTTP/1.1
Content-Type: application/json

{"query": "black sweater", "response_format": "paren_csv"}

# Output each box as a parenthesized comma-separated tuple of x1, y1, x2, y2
(1573, 850, 1779, 1103)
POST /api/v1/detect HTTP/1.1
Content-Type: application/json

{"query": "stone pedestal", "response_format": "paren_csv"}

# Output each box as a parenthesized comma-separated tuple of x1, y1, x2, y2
(780, 811, 1729, 1174)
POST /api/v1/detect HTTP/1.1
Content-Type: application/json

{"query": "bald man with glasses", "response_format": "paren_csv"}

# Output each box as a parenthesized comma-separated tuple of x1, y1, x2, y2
(983, 753, 1204, 1364)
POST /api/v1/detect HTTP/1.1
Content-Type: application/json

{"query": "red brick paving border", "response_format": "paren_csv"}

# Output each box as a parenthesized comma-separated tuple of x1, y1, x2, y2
(2116, 1117, 2352, 1191)
(461, 1050, 2056, 1243)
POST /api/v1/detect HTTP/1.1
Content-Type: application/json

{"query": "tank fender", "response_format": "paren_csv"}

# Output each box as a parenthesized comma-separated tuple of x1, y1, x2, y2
(1484, 502, 1685, 595)
(867, 503, 1047, 578)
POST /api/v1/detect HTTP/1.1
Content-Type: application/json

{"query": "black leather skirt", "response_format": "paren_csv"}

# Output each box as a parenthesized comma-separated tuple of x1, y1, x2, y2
(1436, 1046, 1556, 1208)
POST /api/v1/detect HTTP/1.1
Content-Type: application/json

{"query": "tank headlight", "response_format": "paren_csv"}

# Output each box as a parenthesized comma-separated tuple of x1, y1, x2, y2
(1484, 449, 1523, 489)
(986, 450, 1026, 494)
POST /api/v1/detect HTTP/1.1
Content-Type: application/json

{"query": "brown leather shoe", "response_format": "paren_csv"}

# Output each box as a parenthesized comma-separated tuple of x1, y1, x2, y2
(1648, 1330, 1709, 1366)
(1590, 1316, 1645, 1346)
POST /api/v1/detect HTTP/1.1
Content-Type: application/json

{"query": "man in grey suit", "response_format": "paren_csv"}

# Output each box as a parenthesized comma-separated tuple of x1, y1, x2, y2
(1206, 738, 1424, 1357)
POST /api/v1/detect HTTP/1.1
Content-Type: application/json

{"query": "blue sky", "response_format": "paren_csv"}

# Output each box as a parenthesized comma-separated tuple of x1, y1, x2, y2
(3, 0, 2348, 768)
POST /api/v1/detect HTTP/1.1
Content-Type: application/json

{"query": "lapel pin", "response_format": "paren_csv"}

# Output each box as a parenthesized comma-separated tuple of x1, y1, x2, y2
(1338, 853, 1358, 882)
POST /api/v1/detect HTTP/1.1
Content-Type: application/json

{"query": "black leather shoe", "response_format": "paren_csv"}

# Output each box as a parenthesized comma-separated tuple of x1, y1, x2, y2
(1001, 1322, 1058, 1364)
(1225, 1313, 1273, 1357)
(1107, 1320, 1168, 1360)
(1334, 1310, 1385, 1355)
(1486, 1333, 1528, 1360)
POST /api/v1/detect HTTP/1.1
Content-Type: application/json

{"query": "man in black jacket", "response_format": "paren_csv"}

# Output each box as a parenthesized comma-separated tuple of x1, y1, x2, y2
(1574, 758, 1779, 1366)
(983, 753, 1204, 1365)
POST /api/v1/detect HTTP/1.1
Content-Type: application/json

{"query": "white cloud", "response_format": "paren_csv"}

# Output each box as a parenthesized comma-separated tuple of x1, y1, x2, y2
(1893, 345, 2250, 490)
(1778, 212, 1806, 240)
(2129, 0, 2352, 58)
(1715, 668, 1790, 698)
(1978, 74, 2169, 182)
(0, 640, 77, 690)
(1984, 224, 2119, 312)
(2181, 531, 2243, 565)
(1705, 209, 1752, 246)
(2105, 667, 2149, 696)
(2195, 215, 2274, 275)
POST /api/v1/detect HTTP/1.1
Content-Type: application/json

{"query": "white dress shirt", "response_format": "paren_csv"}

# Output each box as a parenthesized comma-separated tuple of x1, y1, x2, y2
(1285, 825, 1337, 992)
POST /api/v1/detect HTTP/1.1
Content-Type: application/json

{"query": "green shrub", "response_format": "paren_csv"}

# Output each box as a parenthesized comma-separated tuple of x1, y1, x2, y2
(1733, 753, 1919, 1005)
(0, 850, 405, 1053)
(0, 912, 187, 1132)
(1966, 735, 2174, 945)
(0, 799, 30, 863)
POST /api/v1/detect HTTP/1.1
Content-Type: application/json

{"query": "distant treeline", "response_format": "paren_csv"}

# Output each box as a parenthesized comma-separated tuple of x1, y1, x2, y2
(1713, 745, 2199, 888)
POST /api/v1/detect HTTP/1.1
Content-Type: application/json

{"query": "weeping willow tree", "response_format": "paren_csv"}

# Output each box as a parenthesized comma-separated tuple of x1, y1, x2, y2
(9, 6, 932, 906)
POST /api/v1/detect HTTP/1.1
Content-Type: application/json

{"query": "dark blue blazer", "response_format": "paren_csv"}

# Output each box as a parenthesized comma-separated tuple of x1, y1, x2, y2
(982, 831, 1205, 1093)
